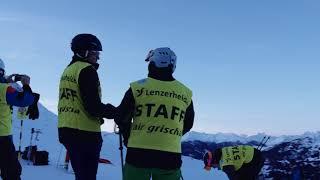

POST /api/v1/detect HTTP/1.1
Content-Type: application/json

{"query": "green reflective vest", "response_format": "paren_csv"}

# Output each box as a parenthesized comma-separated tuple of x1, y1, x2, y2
(128, 77, 192, 153)
(220, 145, 254, 171)
(58, 61, 101, 132)
(0, 83, 12, 136)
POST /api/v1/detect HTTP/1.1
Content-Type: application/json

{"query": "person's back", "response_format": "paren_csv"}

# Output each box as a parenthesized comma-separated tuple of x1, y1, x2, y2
(203, 145, 265, 180)
(220, 145, 255, 171)
(115, 47, 195, 180)
(128, 77, 192, 153)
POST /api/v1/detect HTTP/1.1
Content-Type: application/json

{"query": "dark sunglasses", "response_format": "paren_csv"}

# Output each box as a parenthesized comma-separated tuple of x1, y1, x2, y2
(88, 50, 100, 56)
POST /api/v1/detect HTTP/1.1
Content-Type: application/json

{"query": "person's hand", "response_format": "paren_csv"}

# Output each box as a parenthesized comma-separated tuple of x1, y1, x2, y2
(106, 103, 116, 112)
(203, 151, 213, 171)
(5, 74, 18, 83)
(104, 103, 116, 119)
(27, 93, 40, 120)
(20, 75, 30, 85)
(6, 74, 30, 85)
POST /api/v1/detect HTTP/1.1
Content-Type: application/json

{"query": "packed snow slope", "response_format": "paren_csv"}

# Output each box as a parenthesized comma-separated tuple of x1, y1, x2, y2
(11, 104, 228, 180)
(12, 103, 320, 179)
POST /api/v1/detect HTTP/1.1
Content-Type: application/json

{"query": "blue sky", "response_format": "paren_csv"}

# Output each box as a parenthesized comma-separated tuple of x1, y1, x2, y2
(1, 0, 319, 135)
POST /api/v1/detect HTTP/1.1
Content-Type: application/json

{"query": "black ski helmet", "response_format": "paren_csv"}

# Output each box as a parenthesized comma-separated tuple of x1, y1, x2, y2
(71, 33, 102, 53)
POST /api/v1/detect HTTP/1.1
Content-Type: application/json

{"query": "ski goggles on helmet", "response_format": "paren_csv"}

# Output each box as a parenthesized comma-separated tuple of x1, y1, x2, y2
(88, 50, 100, 55)
(145, 50, 153, 62)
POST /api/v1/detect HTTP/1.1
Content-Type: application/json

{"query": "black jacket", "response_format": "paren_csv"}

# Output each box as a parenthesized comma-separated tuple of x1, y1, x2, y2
(59, 57, 115, 144)
(115, 65, 195, 169)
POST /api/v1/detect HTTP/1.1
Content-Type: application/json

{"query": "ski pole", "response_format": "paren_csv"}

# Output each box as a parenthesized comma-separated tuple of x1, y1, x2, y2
(257, 136, 266, 150)
(17, 107, 27, 160)
(56, 144, 63, 168)
(259, 136, 270, 151)
(18, 120, 24, 160)
(114, 124, 124, 177)
(64, 150, 70, 171)
(262, 136, 270, 150)
(28, 128, 35, 165)
(34, 129, 41, 143)
(119, 132, 124, 176)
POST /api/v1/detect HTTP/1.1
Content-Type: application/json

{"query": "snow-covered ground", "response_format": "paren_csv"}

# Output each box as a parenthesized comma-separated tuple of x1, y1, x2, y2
(11, 104, 228, 180)
(19, 156, 227, 180)
(12, 104, 320, 179)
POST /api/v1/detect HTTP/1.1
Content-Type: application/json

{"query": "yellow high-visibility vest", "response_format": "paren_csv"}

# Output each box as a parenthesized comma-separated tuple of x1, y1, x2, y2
(58, 61, 101, 132)
(0, 83, 12, 136)
(220, 145, 254, 171)
(128, 77, 192, 153)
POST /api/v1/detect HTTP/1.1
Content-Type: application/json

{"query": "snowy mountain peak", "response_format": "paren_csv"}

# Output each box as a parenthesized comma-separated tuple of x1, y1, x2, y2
(183, 131, 320, 147)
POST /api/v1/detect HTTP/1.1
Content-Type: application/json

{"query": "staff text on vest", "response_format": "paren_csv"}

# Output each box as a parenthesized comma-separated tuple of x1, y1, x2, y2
(135, 103, 185, 122)
(60, 88, 78, 101)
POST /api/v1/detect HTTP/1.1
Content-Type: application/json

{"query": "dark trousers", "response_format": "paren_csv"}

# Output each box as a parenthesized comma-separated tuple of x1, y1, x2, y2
(0, 136, 21, 180)
(62, 140, 102, 180)
(237, 149, 265, 180)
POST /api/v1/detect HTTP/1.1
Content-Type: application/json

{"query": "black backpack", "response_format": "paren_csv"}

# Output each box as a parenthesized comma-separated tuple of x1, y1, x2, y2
(22, 146, 37, 160)
(33, 151, 49, 166)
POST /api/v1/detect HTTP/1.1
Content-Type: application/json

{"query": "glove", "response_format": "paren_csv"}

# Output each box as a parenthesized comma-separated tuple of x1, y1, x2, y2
(27, 93, 40, 120)
(119, 123, 131, 147)
(122, 131, 130, 147)
(103, 103, 116, 119)
(203, 151, 213, 171)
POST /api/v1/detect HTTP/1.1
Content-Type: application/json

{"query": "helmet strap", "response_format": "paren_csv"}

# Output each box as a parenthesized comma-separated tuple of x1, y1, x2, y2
(84, 50, 89, 58)
(75, 50, 89, 59)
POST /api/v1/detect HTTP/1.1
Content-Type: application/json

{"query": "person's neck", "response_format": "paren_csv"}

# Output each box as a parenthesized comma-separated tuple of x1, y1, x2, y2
(70, 56, 99, 70)
(0, 76, 7, 83)
(148, 71, 174, 81)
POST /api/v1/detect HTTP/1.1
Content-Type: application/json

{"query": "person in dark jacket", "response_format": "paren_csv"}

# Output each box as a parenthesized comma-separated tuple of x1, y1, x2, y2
(58, 34, 116, 180)
(203, 145, 265, 180)
(0, 58, 39, 180)
(115, 47, 195, 180)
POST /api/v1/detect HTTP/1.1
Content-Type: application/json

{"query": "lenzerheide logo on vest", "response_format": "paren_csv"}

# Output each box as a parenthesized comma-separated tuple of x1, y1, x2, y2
(136, 88, 188, 105)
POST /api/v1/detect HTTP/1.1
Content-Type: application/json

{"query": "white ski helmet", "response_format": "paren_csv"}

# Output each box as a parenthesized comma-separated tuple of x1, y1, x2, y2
(0, 58, 5, 71)
(145, 47, 177, 72)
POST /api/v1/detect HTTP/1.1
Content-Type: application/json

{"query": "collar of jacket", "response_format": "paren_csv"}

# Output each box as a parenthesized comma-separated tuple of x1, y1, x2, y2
(147, 63, 175, 81)
(0, 76, 7, 83)
(69, 56, 99, 70)
(148, 69, 175, 81)
(148, 73, 175, 81)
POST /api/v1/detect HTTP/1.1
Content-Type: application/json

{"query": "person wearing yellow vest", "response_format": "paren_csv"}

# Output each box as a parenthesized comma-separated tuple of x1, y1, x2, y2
(0, 58, 39, 180)
(115, 47, 195, 180)
(58, 34, 116, 180)
(203, 145, 265, 180)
